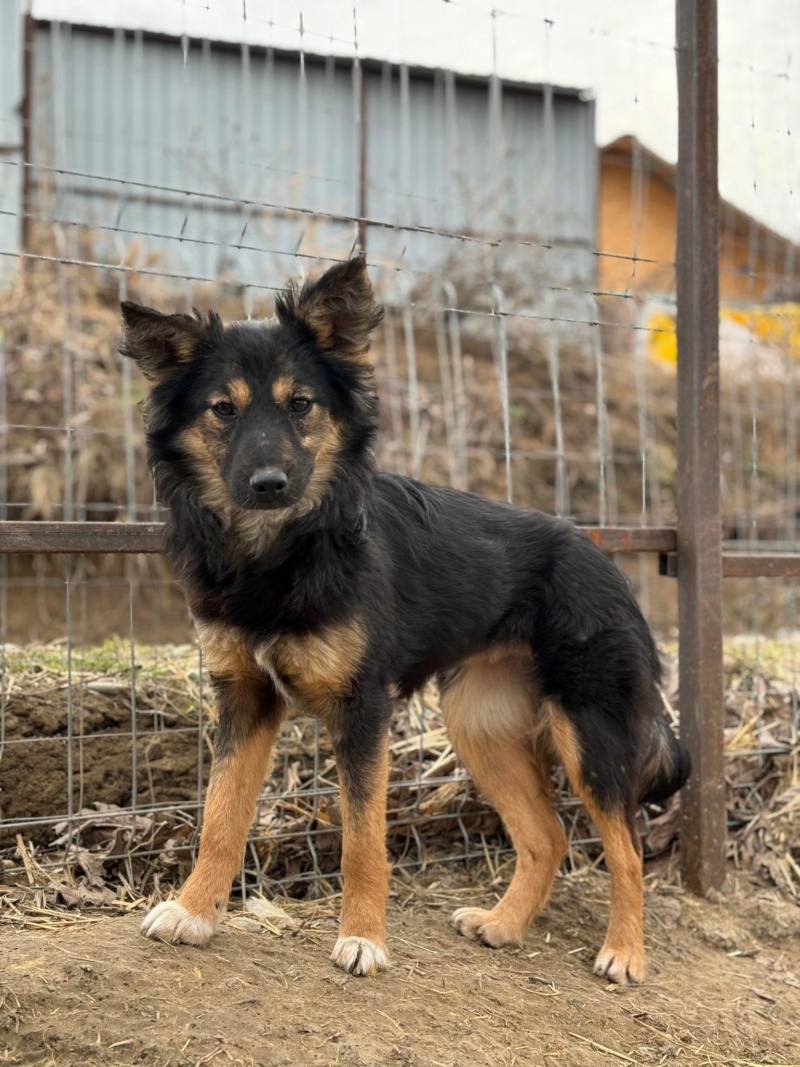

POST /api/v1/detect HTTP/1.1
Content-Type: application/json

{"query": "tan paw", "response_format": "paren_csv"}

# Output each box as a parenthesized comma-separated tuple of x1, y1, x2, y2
(141, 900, 217, 947)
(594, 942, 646, 985)
(330, 936, 388, 977)
(452, 907, 524, 949)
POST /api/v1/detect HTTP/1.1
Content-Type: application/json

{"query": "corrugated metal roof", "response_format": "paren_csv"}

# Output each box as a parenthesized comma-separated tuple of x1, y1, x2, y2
(34, 19, 590, 99)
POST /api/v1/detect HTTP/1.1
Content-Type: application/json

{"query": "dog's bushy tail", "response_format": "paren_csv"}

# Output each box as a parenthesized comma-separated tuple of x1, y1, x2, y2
(639, 708, 691, 805)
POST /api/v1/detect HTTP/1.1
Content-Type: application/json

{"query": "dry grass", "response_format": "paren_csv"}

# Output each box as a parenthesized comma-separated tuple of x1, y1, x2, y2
(2, 227, 797, 530)
(0, 639, 797, 925)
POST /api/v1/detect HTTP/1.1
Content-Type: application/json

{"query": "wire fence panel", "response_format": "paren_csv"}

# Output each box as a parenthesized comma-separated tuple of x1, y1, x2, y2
(0, 1, 798, 904)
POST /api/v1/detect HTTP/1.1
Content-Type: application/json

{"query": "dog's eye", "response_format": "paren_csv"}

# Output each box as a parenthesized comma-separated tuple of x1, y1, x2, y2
(290, 397, 311, 414)
(212, 400, 235, 417)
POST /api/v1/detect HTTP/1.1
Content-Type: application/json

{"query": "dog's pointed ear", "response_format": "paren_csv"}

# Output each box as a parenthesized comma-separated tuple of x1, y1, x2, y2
(274, 257, 383, 360)
(120, 302, 222, 382)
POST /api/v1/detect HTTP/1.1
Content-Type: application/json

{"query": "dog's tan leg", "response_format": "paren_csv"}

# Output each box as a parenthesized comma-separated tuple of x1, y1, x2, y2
(442, 651, 567, 949)
(142, 666, 284, 946)
(448, 736, 566, 949)
(330, 732, 390, 977)
(550, 707, 645, 984)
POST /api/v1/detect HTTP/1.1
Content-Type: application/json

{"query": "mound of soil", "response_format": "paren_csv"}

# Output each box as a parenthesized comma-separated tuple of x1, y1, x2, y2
(2, 868, 799, 1067)
(0, 683, 208, 846)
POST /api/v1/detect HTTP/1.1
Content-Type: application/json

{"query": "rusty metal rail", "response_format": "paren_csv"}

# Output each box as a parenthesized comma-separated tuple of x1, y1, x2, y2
(0, 522, 797, 582)
(0, 521, 677, 555)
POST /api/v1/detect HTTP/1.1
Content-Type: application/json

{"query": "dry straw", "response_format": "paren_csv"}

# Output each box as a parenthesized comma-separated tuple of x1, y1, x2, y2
(1, 640, 797, 924)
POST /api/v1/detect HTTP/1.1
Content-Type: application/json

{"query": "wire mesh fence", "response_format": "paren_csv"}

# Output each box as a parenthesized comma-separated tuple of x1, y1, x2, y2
(0, 1, 798, 904)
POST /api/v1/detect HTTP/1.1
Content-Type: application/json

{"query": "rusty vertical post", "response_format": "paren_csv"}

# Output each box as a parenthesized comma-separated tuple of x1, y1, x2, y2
(676, 0, 726, 893)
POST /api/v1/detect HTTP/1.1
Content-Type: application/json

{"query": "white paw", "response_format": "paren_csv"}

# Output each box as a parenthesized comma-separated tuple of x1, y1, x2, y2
(330, 936, 388, 977)
(141, 900, 217, 947)
(594, 943, 646, 985)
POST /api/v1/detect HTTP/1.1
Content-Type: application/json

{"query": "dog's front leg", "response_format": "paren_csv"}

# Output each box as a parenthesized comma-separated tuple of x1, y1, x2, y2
(328, 696, 391, 977)
(142, 674, 284, 946)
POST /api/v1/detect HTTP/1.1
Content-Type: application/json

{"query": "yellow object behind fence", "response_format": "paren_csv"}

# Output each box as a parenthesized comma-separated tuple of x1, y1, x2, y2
(646, 303, 800, 366)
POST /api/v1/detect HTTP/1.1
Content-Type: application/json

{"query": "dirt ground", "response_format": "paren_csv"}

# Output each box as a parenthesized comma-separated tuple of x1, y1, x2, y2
(2, 868, 800, 1067)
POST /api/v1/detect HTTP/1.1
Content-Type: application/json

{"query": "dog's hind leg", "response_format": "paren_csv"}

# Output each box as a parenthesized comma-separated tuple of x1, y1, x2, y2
(441, 651, 567, 949)
(142, 670, 284, 946)
(549, 705, 645, 985)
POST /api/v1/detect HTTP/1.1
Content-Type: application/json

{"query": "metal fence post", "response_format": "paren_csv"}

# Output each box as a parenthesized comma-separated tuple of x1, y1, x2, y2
(676, 0, 726, 893)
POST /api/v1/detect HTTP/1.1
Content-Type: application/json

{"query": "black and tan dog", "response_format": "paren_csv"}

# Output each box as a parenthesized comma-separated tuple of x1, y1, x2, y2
(121, 257, 688, 984)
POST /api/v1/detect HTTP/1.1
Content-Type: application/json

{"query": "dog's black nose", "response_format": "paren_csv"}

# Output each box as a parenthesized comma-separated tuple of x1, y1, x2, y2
(250, 469, 288, 495)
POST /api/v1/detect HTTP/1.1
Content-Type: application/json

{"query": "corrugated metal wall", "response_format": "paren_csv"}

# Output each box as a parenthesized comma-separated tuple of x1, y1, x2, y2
(363, 67, 596, 296)
(25, 22, 596, 303)
(0, 6, 23, 282)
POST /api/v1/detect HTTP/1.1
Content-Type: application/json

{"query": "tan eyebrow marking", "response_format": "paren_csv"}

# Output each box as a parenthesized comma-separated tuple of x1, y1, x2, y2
(228, 378, 252, 409)
(271, 376, 296, 406)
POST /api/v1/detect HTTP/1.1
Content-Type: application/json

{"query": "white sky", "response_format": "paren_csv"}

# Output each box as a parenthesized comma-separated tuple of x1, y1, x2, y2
(32, 0, 800, 242)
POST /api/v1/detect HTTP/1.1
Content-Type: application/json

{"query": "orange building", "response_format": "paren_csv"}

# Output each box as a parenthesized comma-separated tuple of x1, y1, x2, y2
(598, 135, 799, 303)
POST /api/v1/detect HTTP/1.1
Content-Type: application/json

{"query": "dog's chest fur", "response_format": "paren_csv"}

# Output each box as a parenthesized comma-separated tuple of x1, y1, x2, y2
(194, 618, 367, 709)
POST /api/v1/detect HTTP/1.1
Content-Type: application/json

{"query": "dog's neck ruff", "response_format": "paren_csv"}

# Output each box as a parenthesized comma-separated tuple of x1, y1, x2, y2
(164, 463, 372, 578)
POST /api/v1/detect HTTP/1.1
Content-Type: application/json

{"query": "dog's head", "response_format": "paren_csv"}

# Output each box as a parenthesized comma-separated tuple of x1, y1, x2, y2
(120, 258, 383, 526)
